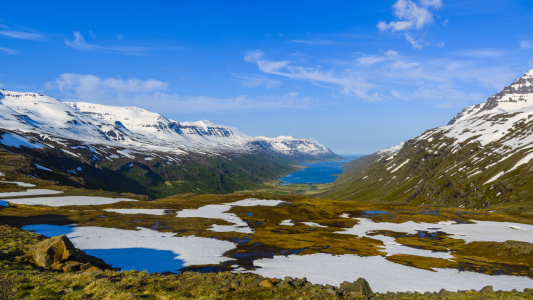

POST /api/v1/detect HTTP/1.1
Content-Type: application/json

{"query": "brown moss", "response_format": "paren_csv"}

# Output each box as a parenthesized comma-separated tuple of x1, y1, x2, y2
(385, 254, 458, 271)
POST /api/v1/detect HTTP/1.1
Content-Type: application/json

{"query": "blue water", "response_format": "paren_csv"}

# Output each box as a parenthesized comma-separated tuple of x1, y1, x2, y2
(279, 155, 363, 185)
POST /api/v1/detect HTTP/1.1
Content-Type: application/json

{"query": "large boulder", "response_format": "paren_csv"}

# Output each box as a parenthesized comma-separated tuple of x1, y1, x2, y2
(26, 235, 75, 268)
(340, 278, 373, 299)
(26, 235, 111, 272)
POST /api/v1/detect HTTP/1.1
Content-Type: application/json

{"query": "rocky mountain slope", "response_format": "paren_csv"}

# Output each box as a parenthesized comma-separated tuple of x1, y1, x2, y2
(0, 89, 341, 197)
(327, 69, 533, 210)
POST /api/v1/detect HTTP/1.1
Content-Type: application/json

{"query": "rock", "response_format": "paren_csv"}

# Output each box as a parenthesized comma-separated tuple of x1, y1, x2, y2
(340, 278, 373, 297)
(26, 235, 75, 268)
(84, 266, 102, 273)
(62, 261, 81, 272)
(349, 291, 366, 299)
(26, 235, 112, 272)
(259, 279, 275, 288)
(79, 263, 94, 272)
(480, 285, 494, 293)
(326, 288, 336, 295)
(51, 262, 64, 271)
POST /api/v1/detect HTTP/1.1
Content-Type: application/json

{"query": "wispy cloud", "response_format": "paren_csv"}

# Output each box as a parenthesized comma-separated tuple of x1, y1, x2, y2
(65, 31, 182, 56)
(378, 0, 443, 48)
(47, 73, 168, 101)
(245, 49, 518, 108)
(231, 73, 282, 88)
(452, 49, 507, 57)
(520, 40, 533, 49)
(0, 47, 18, 55)
(0, 30, 46, 41)
(289, 39, 335, 46)
(46, 73, 309, 113)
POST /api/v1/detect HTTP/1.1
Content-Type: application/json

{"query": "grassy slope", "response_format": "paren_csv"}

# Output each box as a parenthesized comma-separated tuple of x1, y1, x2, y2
(322, 129, 533, 214)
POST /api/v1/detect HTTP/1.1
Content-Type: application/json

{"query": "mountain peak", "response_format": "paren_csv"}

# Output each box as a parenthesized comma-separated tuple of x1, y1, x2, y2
(448, 69, 533, 125)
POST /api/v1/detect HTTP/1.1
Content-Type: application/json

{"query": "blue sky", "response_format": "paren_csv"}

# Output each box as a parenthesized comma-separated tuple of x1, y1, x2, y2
(2, 0, 533, 154)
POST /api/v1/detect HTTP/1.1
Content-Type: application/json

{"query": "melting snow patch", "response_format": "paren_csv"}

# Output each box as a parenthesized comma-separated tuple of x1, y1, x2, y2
(485, 171, 505, 184)
(338, 218, 533, 244)
(22, 224, 236, 273)
(280, 220, 295, 226)
(105, 209, 170, 216)
(0, 189, 63, 198)
(301, 222, 327, 228)
(0, 181, 36, 187)
(2, 196, 136, 207)
(340, 213, 350, 218)
(250, 253, 533, 293)
(35, 164, 52, 171)
(176, 198, 284, 233)
(390, 159, 410, 173)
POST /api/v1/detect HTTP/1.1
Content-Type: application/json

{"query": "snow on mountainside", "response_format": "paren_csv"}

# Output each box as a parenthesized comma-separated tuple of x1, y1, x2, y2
(0, 89, 335, 157)
(330, 68, 533, 208)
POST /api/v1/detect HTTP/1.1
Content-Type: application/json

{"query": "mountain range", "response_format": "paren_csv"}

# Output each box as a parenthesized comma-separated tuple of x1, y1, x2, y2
(327, 69, 533, 211)
(0, 89, 341, 197)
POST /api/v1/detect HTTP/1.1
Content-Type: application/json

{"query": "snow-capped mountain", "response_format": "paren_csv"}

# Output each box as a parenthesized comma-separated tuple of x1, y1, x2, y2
(0, 89, 335, 157)
(0, 88, 341, 197)
(329, 69, 533, 209)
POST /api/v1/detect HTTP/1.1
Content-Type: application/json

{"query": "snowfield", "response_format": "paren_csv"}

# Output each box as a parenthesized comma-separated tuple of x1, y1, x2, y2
(2, 196, 136, 207)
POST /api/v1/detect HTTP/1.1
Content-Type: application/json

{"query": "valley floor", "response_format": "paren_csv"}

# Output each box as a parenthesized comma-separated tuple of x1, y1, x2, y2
(1, 175, 532, 297)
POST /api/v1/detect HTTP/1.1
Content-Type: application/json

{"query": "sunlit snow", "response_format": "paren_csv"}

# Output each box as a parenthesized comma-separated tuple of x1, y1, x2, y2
(104, 208, 170, 215)
(0, 189, 63, 198)
(2, 196, 136, 207)
(176, 198, 284, 233)
(22, 224, 236, 273)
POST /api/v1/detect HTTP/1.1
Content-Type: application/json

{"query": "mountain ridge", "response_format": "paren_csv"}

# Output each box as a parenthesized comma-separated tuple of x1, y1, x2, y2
(0, 88, 342, 197)
(326, 68, 533, 212)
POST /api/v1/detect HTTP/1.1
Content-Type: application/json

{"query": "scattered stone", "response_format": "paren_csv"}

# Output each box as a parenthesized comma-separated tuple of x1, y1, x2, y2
(480, 285, 494, 293)
(79, 263, 95, 272)
(349, 291, 366, 299)
(84, 266, 102, 273)
(340, 278, 373, 298)
(259, 279, 275, 288)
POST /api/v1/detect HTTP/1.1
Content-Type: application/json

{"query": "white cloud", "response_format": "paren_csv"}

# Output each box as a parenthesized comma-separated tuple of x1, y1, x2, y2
(520, 40, 533, 49)
(453, 49, 507, 57)
(378, 0, 443, 48)
(289, 39, 335, 46)
(0, 47, 18, 55)
(356, 50, 398, 66)
(231, 73, 282, 88)
(46, 74, 308, 113)
(65, 31, 182, 55)
(0, 30, 45, 41)
(47, 74, 168, 102)
(244, 50, 264, 63)
(245, 49, 518, 108)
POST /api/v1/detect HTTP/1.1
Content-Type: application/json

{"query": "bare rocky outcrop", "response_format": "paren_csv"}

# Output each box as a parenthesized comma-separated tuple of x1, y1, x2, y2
(26, 235, 112, 272)
(341, 278, 374, 299)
